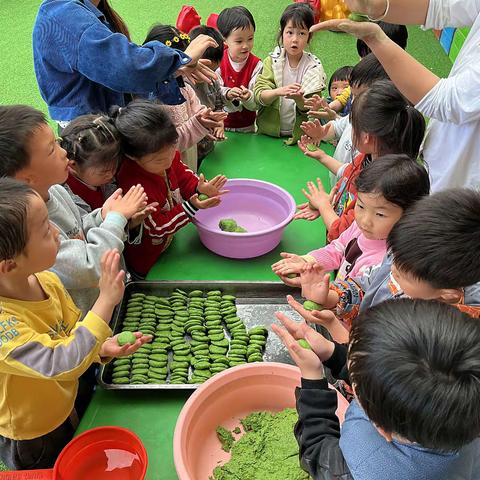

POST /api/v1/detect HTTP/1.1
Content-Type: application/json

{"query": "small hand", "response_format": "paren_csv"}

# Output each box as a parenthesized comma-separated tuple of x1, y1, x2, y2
(98, 249, 125, 307)
(302, 178, 330, 210)
(100, 332, 153, 358)
(294, 202, 321, 221)
(309, 98, 337, 121)
(101, 188, 122, 220)
(272, 252, 307, 276)
(129, 202, 158, 229)
(108, 184, 148, 220)
(304, 94, 324, 112)
(300, 263, 330, 306)
(189, 193, 221, 210)
(226, 87, 243, 101)
(197, 173, 228, 197)
(276, 83, 302, 97)
(300, 119, 330, 143)
(298, 136, 332, 165)
(213, 125, 226, 141)
(198, 108, 228, 130)
(239, 85, 252, 101)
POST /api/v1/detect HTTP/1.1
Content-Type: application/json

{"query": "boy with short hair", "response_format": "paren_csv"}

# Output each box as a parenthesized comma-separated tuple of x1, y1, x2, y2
(217, 6, 262, 132)
(0, 178, 151, 470)
(0, 105, 147, 316)
(273, 298, 480, 480)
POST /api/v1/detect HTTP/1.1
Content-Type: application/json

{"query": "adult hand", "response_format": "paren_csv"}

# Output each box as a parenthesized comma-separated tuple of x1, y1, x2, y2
(310, 18, 385, 44)
(181, 59, 218, 85)
(184, 34, 218, 63)
(197, 108, 228, 130)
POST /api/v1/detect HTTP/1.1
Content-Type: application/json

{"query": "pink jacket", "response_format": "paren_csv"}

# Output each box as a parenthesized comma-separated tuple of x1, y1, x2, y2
(306, 222, 386, 280)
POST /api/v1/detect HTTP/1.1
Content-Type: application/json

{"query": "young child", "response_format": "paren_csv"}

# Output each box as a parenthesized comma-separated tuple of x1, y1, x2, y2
(273, 298, 480, 480)
(143, 24, 226, 172)
(297, 53, 389, 193)
(0, 178, 151, 470)
(0, 105, 147, 316)
(272, 155, 430, 298)
(254, 3, 326, 144)
(60, 114, 121, 211)
(357, 21, 408, 57)
(217, 6, 262, 132)
(113, 100, 227, 278)
(300, 80, 425, 242)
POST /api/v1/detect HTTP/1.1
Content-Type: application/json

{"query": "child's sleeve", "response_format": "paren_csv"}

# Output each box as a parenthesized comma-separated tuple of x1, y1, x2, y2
(253, 57, 277, 106)
(241, 60, 263, 112)
(142, 202, 197, 240)
(0, 312, 112, 381)
(334, 86, 352, 108)
(295, 378, 353, 479)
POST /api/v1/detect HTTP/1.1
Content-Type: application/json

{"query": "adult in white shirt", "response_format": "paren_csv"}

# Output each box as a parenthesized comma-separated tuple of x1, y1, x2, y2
(312, 0, 480, 192)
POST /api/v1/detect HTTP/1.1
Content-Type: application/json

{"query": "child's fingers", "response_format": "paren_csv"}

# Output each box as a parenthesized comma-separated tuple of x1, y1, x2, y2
(301, 188, 312, 201)
(274, 311, 302, 337)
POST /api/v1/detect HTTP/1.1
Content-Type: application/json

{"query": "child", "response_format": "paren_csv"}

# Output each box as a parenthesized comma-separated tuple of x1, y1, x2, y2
(357, 21, 408, 58)
(300, 80, 425, 242)
(217, 6, 262, 132)
(254, 3, 326, 144)
(0, 178, 151, 470)
(60, 114, 121, 211)
(273, 298, 480, 480)
(0, 105, 147, 316)
(113, 100, 227, 278)
(272, 155, 430, 298)
(143, 24, 227, 172)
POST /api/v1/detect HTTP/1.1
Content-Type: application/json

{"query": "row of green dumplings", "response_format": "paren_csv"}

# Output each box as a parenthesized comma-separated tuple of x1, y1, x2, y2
(110, 288, 269, 385)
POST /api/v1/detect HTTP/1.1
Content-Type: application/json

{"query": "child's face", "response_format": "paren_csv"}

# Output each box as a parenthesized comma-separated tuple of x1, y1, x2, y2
(69, 162, 116, 188)
(354, 192, 403, 241)
(16, 194, 60, 274)
(18, 124, 69, 200)
(225, 26, 255, 63)
(330, 80, 350, 99)
(282, 20, 309, 60)
(134, 144, 177, 176)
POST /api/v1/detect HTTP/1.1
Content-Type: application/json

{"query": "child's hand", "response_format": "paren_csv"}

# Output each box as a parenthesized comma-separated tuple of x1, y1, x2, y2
(108, 184, 148, 220)
(294, 202, 321, 221)
(272, 252, 307, 277)
(180, 59, 218, 85)
(101, 188, 122, 219)
(302, 178, 330, 211)
(300, 119, 330, 143)
(285, 88, 305, 104)
(198, 109, 228, 130)
(98, 249, 125, 307)
(213, 125, 227, 141)
(272, 313, 324, 380)
(197, 173, 228, 197)
(300, 263, 330, 306)
(308, 97, 337, 121)
(226, 87, 243, 101)
(275, 83, 302, 97)
(129, 202, 158, 230)
(304, 94, 323, 112)
(190, 193, 221, 210)
(298, 136, 331, 164)
(99, 332, 153, 358)
(239, 85, 252, 101)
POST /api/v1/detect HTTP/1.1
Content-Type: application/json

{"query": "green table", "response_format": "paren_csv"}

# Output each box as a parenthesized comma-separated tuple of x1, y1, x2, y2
(77, 133, 332, 479)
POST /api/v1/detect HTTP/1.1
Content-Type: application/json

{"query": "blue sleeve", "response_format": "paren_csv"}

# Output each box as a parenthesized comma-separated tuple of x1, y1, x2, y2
(77, 23, 191, 94)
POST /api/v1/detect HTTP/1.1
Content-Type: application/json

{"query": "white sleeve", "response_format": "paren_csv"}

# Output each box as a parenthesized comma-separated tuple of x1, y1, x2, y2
(332, 115, 349, 139)
(423, 0, 480, 29)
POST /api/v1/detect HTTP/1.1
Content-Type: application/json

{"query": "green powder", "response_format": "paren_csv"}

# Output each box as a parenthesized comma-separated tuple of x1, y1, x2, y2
(210, 409, 309, 480)
(216, 426, 235, 452)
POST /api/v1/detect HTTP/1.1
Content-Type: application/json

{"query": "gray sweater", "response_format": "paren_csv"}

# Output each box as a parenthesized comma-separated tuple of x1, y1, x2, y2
(47, 185, 127, 316)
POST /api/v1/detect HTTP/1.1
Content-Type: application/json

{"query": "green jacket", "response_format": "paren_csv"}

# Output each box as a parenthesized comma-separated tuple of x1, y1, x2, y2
(254, 47, 326, 145)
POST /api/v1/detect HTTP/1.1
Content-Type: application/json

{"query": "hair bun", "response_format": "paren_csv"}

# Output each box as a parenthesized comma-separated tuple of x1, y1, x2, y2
(109, 105, 123, 120)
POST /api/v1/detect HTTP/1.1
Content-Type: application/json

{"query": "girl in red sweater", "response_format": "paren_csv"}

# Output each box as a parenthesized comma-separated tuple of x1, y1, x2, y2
(113, 100, 227, 277)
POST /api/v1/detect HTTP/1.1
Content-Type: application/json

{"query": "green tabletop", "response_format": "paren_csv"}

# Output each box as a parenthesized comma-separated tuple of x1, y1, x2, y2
(77, 133, 332, 480)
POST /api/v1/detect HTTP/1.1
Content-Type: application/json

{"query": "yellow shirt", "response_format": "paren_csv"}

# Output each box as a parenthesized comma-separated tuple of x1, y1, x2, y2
(0, 271, 112, 440)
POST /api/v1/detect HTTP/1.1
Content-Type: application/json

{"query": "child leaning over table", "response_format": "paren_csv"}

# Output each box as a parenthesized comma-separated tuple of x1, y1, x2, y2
(273, 297, 480, 480)
(0, 178, 151, 471)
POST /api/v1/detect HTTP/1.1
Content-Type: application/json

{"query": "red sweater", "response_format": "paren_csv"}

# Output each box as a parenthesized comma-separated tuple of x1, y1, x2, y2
(220, 52, 260, 129)
(117, 152, 199, 276)
(66, 173, 105, 210)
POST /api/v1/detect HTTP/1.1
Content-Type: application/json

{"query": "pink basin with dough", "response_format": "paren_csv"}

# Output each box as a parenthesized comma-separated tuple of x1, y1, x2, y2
(173, 362, 349, 480)
(193, 179, 296, 259)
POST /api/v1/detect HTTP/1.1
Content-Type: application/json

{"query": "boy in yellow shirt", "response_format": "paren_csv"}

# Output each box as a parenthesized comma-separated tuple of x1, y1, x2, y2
(0, 178, 151, 470)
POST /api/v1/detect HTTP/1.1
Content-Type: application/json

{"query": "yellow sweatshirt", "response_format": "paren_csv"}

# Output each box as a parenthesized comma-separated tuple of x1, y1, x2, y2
(0, 271, 112, 440)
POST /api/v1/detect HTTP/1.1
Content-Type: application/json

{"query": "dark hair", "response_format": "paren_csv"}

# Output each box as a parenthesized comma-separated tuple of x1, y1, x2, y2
(278, 3, 315, 44)
(110, 100, 178, 158)
(60, 114, 121, 175)
(349, 53, 390, 89)
(351, 80, 425, 159)
(387, 188, 480, 289)
(217, 6, 256, 38)
(349, 299, 480, 451)
(328, 66, 354, 93)
(355, 154, 430, 210)
(98, 0, 131, 40)
(357, 22, 408, 57)
(0, 178, 37, 261)
(0, 105, 47, 177)
(144, 24, 190, 52)
(190, 25, 224, 63)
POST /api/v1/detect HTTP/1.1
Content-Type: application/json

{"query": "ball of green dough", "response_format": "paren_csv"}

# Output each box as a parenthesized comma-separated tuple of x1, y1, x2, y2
(348, 12, 370, 22)
(297, 339, 312, 350)
(198, 193, 209, 201)
(234, 226, 247, 233)
(286, 273, 298, 279)
(303, 300, 323, 312)
(306, 143, 318, 152)
(219, 218, 238, 232)
(117, 331, 136, 346)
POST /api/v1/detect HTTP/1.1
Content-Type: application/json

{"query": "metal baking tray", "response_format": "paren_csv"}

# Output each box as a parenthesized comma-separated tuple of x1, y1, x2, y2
(98, 281, 303, 390)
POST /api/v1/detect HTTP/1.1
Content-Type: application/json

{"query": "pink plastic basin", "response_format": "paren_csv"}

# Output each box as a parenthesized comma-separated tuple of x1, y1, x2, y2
(173, 362, 349, 480)
(194, 179, 296, 259)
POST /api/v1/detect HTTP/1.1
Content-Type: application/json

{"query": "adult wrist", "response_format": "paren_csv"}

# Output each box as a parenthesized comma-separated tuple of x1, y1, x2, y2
(367, 0, 390, 21)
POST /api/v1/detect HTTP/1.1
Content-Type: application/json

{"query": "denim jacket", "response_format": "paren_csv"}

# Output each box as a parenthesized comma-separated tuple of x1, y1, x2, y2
(33, 0, 190, 121)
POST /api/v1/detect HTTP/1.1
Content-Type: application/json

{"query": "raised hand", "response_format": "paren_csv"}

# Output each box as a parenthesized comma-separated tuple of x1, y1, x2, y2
(300, 119, 330, 143)
(129, 202, 158, 229)
(98, 249, 125, 308)
(107, 184, 148, 220)
(300, 263, 330, 306)
(272, 252, 307, 277)
(298, 136, 330, 164)
(198, 108, 228, 130)
(197, 173, 228, 197)
(184, 34, 218, 63)
(302, 178, 330, 211)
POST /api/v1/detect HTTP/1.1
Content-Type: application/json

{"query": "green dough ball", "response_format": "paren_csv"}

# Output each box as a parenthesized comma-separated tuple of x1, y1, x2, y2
(298, 339, 312, 350)
(286, 273, 298, 279)
(303, 300, 323, 311)
(234, 226, 247, 233)
(117, 331, 136, 346)
(348, 12, 370, 22)
(219, 218, 238, 232)
(198, 193, 209, 201)
(306, 143, 318, 152)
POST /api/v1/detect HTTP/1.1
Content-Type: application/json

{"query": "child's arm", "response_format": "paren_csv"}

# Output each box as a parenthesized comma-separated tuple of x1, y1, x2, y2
(300, 119, 336, 144)
(301, 178, 340, 231)
(298, 136, 344, 175)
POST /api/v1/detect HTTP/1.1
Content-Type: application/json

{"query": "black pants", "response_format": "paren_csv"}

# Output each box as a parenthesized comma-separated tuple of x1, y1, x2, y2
(0, 417, 74, 470)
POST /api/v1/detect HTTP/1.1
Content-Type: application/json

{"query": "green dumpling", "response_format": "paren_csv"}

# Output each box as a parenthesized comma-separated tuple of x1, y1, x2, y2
(117, 331, 136, 346)
(219, 218, 238, 232)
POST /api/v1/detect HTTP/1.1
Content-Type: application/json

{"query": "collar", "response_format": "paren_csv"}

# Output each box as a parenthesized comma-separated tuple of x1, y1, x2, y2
(81, 0, 106, 21)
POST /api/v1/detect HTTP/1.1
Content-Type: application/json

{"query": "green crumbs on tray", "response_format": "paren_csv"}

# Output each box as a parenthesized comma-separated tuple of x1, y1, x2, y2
(210, 409, 309, 480)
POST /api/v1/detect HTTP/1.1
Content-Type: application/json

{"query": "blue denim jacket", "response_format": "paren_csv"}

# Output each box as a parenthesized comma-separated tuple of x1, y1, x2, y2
(33, 0, 190, 121)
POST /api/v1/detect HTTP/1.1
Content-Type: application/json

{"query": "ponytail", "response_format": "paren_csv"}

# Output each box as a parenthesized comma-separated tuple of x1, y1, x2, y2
(351, 80, 426, 159)
(98, 0, 131, 40)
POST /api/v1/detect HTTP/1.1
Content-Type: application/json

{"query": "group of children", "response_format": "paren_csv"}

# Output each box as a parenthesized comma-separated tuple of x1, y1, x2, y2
(0, 2, 479, 478)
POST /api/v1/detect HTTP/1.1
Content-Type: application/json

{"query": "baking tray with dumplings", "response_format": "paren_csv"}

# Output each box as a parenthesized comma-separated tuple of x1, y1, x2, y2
(97, 281, 303, 390)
